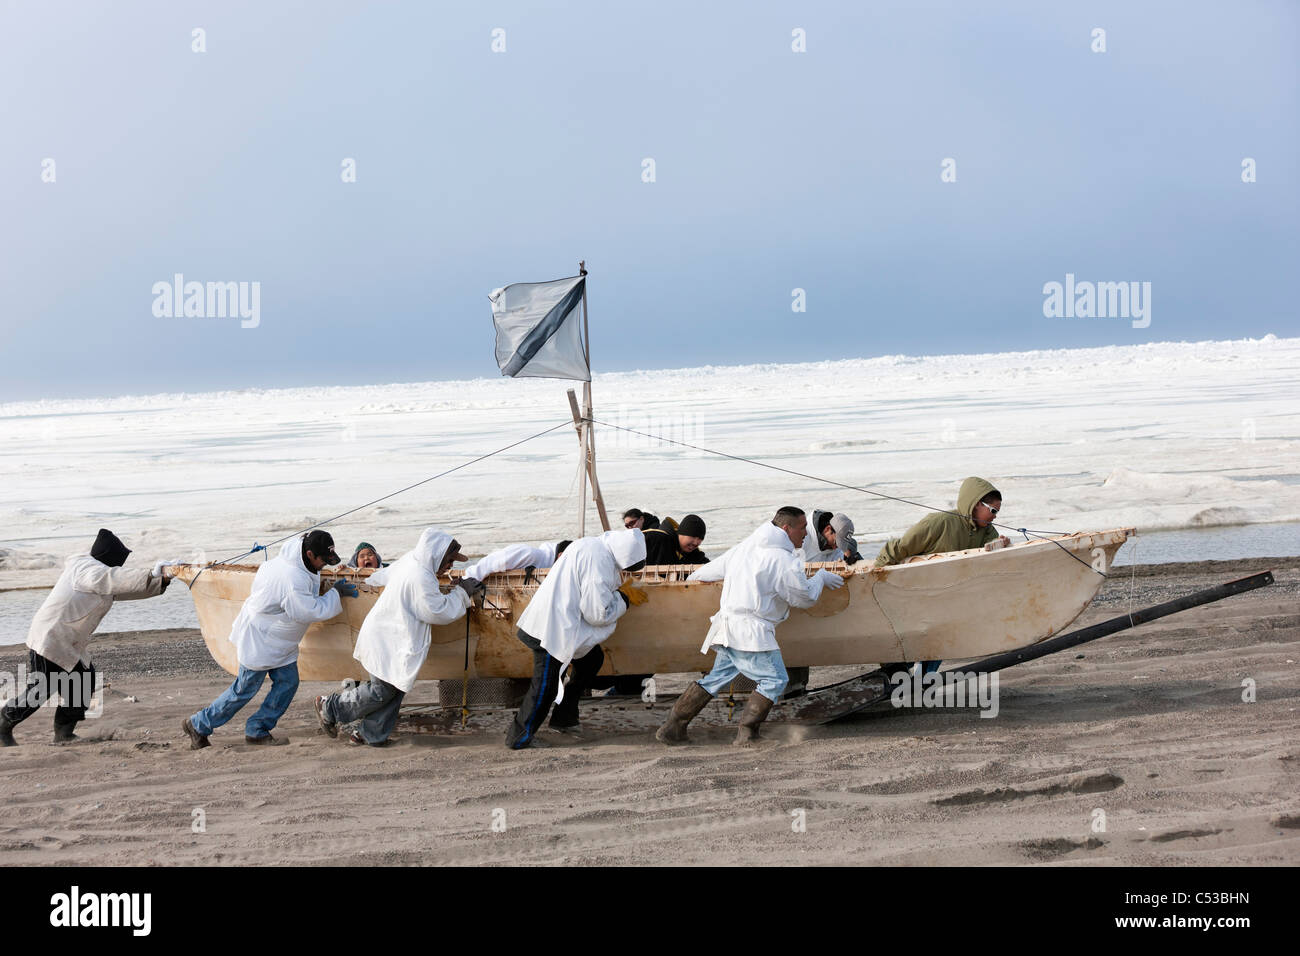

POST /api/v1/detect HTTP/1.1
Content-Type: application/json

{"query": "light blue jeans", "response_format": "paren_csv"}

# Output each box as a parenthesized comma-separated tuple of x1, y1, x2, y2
(190, 662, 300, 738)
(698, 646, 788, 702)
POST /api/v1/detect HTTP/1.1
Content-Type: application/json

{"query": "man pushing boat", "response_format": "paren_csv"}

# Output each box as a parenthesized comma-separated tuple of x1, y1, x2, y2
(1, 529, 168, 747)
(316, 527, 481, 746)
(506, 528, 648, 749)
(183, 529, 356, 749)
(656, 507, 846, 747)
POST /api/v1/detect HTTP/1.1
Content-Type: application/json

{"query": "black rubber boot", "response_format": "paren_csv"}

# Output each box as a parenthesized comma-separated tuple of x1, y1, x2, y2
(0, 713, 16, 747)
(53, 723, 79, 743)
(655, 681, 713, 744)
(733, 692, 775, 747)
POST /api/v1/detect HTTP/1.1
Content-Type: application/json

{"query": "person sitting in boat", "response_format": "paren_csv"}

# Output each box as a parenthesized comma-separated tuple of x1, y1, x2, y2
(182, 530, 356, 749)
(315, 527, 481, 746)
(875, 476, 1009, 677)
(804, 510, 864, 566)
(656, 508, 846, 747)
(643, 514, 709, 567)
(622, 508, 660, 531)
(347, 542, 385, 570)
(462, 539, 572, 585)
(1, 529, 168, 747)
(506, 529, 648, 749)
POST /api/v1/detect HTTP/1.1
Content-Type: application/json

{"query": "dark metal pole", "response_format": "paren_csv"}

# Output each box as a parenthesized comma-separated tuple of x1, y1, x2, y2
(953, 571, 1275, 676)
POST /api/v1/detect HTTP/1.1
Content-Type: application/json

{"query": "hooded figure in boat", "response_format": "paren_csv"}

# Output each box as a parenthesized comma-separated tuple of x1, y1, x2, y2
(316, 527, 479, 746)
(506, 528, 647, 749)
(657, 509, 846, 746)
(184, 531, 352, 748)
(875, 477, 1005, 567)
(875, 476, 1007, 678)
(804, 509, 864, 565)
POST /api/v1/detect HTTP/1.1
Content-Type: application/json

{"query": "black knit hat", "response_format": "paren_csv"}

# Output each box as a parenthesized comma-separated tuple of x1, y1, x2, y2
(91, 529, 130, 568)
(677, 514, 706, 539)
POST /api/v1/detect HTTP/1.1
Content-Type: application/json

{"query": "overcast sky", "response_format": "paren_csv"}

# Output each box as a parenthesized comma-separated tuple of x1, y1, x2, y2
(1, 0, 1296, 401)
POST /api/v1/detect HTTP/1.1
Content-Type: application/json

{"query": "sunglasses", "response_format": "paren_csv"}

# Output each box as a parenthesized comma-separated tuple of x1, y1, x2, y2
(980, 502, 1000, 515)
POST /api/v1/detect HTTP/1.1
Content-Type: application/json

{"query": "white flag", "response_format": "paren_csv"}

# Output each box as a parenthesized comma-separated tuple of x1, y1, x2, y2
(489, 274, 589, 381)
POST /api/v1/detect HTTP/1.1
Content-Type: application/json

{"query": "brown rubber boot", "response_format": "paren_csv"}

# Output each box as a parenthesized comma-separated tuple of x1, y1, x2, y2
(732, 692, 775, 747)
(182, 717, 210, 750)
(655, 681, 713, 744)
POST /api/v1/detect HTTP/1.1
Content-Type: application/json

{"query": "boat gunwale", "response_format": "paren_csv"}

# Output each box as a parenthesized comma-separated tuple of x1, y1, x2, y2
(166, 527, 1136, 586)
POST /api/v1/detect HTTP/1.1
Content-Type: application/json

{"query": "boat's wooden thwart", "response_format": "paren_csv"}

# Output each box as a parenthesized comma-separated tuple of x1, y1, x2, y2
(170, 527, 1134, 682)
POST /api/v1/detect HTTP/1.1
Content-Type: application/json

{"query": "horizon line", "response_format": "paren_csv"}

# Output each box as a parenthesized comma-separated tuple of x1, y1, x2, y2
(0, 333, 1291, 412)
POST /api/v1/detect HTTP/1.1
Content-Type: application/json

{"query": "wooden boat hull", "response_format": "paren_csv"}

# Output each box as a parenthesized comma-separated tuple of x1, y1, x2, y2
(170, 528, 1133, 681)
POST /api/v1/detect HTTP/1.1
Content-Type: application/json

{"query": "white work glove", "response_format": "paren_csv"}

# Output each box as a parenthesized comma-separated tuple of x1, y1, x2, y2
(983, 536, 1011, 552)
(815, 569, 847, 590)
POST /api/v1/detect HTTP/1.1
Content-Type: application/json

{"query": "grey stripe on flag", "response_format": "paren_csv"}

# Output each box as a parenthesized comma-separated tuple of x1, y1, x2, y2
(501, 277, 587, 377)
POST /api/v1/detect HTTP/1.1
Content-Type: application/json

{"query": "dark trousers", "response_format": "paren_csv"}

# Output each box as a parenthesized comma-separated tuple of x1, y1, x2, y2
(506, 629, 604, 749)
(589, 674, 651, 695)
(2, 649, 97, 732)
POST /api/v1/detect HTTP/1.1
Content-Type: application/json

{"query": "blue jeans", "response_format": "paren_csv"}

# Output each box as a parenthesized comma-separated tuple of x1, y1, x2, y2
(190, 662, 300, 738)
(698, 646, 788, 702)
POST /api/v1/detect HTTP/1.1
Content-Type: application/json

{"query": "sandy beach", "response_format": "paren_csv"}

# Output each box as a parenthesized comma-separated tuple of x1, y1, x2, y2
(2, 557, 1296, 866)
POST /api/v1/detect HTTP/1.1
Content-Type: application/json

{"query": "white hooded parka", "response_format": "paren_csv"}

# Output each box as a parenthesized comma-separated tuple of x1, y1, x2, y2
(515, 529, 645, 702)
(352, 527, 472, 692)
(688, 522, 829, 653)
(27, 555, 164, 671)
(228, 538, 343, 671)
(462, 541, 559, 581)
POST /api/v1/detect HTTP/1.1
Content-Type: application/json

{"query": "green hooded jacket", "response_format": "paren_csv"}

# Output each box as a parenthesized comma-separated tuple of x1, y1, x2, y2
(875, 477, 1001, 567)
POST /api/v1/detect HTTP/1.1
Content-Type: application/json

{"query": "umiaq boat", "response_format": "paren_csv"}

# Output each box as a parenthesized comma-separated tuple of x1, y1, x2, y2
(170, 526, 1136, 685)
(167, 265, 1175, 719)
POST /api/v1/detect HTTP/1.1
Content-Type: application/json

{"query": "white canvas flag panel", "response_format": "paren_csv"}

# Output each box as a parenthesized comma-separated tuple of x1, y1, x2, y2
(490, 274, 590, 381)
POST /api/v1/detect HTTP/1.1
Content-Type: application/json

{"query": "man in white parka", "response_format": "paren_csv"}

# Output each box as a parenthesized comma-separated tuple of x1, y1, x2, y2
(315, 527, 480, 746)
(183, 530, 355, 749)
(506, 528, 647, 750)
(656, 506, 846, 746)
(1, 529, 167, 746)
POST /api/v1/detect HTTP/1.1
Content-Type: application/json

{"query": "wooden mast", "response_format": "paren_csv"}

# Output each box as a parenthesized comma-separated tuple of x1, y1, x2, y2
(571, 261, 611, 536)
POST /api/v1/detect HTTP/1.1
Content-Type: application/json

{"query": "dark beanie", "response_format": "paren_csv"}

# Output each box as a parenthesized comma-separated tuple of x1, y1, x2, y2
(677, 514, 706, 539)
(91, 529, 131, 568)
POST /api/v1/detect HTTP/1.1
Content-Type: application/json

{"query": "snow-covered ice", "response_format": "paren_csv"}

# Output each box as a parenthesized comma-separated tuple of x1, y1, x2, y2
(2, 337, 1297, 613)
